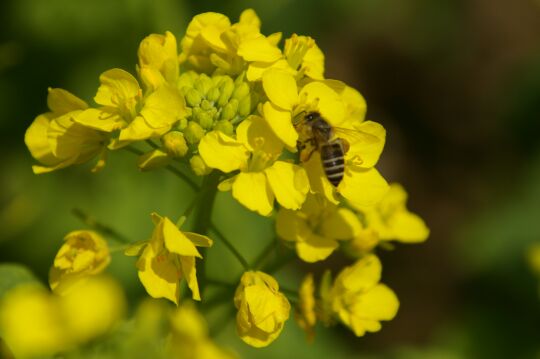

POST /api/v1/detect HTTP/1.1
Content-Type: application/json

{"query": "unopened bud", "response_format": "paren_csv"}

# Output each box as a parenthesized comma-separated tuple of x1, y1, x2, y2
(185, 88, 202, 107)
(194, 74, 213, 96)
(232, 82, 250, 100)
(197, 111, 214, 130)
(238, 96, 251, 117)
(184, 121, 205, 144)
(220, 99, 238, 121)
(161, 131, 188, 158)
(200, 99, 213, 111)
(190, 155, 212, 176)
(214, 120, 234, 136)
(217, 78, 235, 107)
(206, 87, 220, 102)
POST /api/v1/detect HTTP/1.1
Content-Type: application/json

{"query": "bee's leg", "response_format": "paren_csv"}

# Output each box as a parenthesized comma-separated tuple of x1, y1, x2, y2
(337, 138, 350, 154)
(300, 147, 317, 162)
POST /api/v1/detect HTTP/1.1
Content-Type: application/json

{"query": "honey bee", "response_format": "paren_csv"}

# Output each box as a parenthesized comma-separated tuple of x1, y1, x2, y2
(295, 111, 349, 187)
(295, 111, 378, 187)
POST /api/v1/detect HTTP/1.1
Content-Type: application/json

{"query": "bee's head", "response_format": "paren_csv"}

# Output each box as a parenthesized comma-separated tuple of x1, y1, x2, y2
(305, 112, 321, 122)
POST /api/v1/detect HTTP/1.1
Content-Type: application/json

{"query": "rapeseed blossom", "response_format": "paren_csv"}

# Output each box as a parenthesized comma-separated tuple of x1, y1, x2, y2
(49, 230, 111, 295)
(234, 271, 291, 347)
(125, 213, 213, 305)
(18, 7, 429, 356)
(329, 255, 399, 336)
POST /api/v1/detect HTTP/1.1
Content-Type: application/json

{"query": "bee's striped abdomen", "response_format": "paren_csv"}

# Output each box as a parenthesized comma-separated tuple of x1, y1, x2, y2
(320, 142, 345, 187)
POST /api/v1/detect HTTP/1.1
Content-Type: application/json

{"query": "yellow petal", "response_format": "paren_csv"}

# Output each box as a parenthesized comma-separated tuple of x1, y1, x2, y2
(299, 81, 345, 126)
(25, 114, 57, 165)
(140, 86, 186, 129)
(47, 88, 87, 114)
(119, 116, 165, 142)
(94, 68, 140, 107)
(160, 217, 201, 258)
(238, 36, 282, 62)
(265, 161, 309, 210)
(275, 208, 311, 242)
(296, 234, 338, 263)
(349, 284, 399, 336)
(184, 232, 213, 247)
(346, 121, 386, 168)
(74, 108, 126, 132)
(262, 69, 298, 110)
(198, 131, 249, 173)
(246, 59, 292, 82)
(262, 102, 298, 148)
(236, 115, 283, 156)
(239, 8, 261, 29)
(137, 149, 171, 171)
(303, 44, 325, 80)
(338, 254, 382, 293)
(387, 211, 429, 243)
(321, 208, 362, 240)
(232, 172, 274, 216)
(179, 256, 200, 301)
(339, 168, 389, 208)
(137, 245, 180, 305)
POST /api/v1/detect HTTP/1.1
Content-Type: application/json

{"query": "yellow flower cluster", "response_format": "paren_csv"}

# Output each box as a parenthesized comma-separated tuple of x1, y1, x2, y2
(17, 7, 430, 354)
(0, 277, 125, 358)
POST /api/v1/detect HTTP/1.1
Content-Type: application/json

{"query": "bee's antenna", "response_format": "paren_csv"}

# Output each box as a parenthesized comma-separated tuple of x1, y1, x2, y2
(292, 110, 307, 125)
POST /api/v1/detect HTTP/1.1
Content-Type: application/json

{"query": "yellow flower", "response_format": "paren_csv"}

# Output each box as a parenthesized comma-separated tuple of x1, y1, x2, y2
(348, 183, 429, 255)
(138, 31, 179, 91)
(261, 69, 389, 207)
(330, 255, 399, 336)
(0, 277, 125, 358)
(276, 194, 362, 262)
(180, 10, 281, 76)
(74, 68, 186, 143)
(246, 33, 324, 82)
(168, 302, 237, 359)
(234, 271, 291, 347)
(58, 276, 126, 343)
(49, 230, 111, 296)
(24, 88, 108, 174)
(125, 213, 213, 305)
(199, 115, 309, 216)
(295, 273, 317, 342)
(0, 285, 69, 358)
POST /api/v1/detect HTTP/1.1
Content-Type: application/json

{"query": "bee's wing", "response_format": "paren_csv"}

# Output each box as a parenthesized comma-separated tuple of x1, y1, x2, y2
(333, 126, 380, 145)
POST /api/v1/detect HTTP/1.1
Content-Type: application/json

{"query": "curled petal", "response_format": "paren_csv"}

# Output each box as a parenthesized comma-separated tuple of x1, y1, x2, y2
(198, 131, 249, 172)
(232, 172, 274, 216)
(265, 161, 309, 210)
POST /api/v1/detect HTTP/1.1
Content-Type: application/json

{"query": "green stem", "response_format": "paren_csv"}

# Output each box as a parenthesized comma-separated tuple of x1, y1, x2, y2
(209, 223, 250, 271)
(145, 139, 160, 150)
(263, 249, 295, 274)
(71, 208, 132, 244)
(253, 238, 278, 270)
(190, 172, 221, 292)
(124, 145, 200, 191)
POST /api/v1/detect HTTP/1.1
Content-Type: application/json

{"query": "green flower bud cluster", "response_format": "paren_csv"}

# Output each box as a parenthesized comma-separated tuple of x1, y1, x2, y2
(177, 71, 255, 143)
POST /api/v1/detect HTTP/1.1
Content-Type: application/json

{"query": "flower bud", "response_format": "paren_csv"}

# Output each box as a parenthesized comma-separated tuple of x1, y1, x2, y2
(232, 82, 250, 100)
(234, 271, 290, 347)
(220, 99, 238, 121)
(185, 88, 202, 107)
(184, 121, 205, 144)
(238, 96, 251, 117)
(49, 230, 111, 296)
(213, 120, 234, 136)
(194, 74, 213, 96)
(206, 87, 220, 102)
(197, 111, 214, 130)
(217, 78, 235, 107)
(190, 155, 212, 176)
(161, 131, 188, 158)
(200, 99, 213, 111)
(177, 71, 197, 89)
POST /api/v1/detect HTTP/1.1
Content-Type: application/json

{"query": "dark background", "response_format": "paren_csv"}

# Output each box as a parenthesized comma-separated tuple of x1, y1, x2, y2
(1, 0, 540, 358)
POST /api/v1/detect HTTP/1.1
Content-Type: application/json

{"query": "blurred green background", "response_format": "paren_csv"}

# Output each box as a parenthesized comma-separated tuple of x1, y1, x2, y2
(1, 0, 540, 358)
